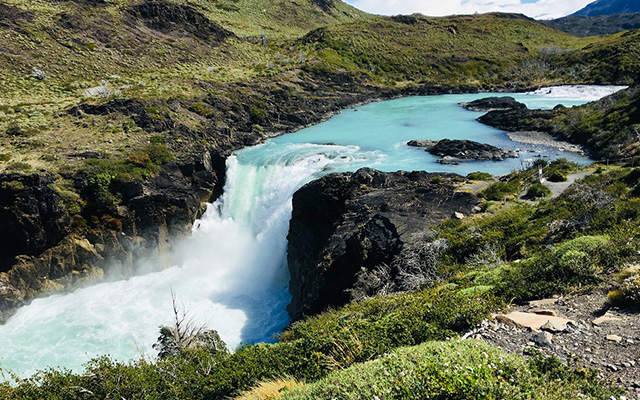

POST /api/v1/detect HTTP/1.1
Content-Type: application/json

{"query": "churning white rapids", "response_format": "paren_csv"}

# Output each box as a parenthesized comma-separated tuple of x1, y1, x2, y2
(0, 86, 625, 377)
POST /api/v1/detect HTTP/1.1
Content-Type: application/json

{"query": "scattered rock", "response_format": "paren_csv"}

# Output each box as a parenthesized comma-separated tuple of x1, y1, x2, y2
(84, 81, 118, 98)
(495, 311, 575, 331)
(529, 298, 558, 307)
(593, 312, 622, 326)
(532, 331, 553, 347)
(606, 334, 623, 343)
(30, 68, 46, 80)
(541, 319, 568, 333)
(452, 211, 465, 220)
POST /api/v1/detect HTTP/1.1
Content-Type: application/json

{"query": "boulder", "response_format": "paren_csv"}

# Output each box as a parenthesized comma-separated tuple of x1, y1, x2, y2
(494, 311, 575, 331)
(532, 331, 553, 347)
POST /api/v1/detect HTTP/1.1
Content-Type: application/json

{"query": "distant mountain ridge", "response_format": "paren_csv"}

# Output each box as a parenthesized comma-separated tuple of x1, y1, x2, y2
(571, 0, 640, 16)
(545, 13, 640, 37)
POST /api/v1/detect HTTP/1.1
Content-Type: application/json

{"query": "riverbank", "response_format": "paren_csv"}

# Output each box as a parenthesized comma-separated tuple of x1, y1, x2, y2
(507, 130, 586, 154)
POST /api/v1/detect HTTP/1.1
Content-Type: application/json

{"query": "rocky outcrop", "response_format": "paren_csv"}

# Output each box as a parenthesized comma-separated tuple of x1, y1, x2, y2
(460, 96, 526, 112)
(477, 107, 557, 133)
(129, 1, 234, 42)
(408, 139, 517, 164)
(287, 168, 480, 321)
(0, 174, 70, 271)
(475, 87, 640, 159)
(0, 151, 224, 322)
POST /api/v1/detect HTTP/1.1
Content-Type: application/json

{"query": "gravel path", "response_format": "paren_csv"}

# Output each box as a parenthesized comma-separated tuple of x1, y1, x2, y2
(543, 170, 593, 198)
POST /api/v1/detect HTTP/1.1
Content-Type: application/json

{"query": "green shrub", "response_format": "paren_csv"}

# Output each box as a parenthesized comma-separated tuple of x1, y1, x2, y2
(145, 143, 175, 165)
(524, 183, 552, 199)
(188, 102, 214, 117)
(547, 171, 567, 182)
(5, 161, 32, 171)
(249, 106, 267, 124)
(467, 171, 493, 181)
(281, 340, 620, 400)
(86, 173, 118, 216)
(480, 181, 518, 201)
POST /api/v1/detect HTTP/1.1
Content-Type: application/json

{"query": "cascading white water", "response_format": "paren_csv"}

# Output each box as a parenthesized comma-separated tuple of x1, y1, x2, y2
(0, 86, 624, 378)
(0, 143, 380, 378)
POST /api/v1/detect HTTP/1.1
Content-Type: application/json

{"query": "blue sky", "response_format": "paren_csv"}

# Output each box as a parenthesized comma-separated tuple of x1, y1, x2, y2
(344, 0, 596, 19)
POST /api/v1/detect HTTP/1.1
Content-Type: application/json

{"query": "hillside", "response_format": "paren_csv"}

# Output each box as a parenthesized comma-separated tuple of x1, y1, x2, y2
(1, 0, 640, 398)
(545, 13, 640, 37)
(572, 0, 640, 16)
(1, 0, 639, 325)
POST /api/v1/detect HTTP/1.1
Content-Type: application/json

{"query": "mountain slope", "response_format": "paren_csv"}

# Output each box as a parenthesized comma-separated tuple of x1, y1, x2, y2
(572, 0, 640, 16)
(545, 13, 640, 37)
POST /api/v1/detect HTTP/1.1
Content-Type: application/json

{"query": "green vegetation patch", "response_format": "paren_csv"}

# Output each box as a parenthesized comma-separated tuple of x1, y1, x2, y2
(282, 340, 621, 400)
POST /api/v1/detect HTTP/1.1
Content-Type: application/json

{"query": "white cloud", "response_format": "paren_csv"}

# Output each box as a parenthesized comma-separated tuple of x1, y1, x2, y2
(345, 0, 595, 20)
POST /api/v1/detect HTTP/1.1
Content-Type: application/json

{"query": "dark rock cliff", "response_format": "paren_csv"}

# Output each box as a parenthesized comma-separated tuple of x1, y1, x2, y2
(287, 168, 480, 321)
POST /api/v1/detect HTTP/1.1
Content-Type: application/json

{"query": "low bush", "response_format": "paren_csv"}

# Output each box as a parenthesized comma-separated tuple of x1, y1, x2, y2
(480, 181, 519, 200)
(608, 274, 640, 307)
(467, 171, 493, 181)
(547, 171, 567, 182)
(281, 340, 621, 400)
(524, 182, 552, 199)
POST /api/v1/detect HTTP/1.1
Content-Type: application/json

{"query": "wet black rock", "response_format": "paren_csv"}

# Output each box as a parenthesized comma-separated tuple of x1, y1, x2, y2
(477, 107, 556, 133)
(287, 168, 479, 321)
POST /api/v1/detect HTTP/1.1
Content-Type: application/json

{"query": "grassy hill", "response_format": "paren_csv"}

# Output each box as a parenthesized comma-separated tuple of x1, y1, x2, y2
(2, 1, 638, 178)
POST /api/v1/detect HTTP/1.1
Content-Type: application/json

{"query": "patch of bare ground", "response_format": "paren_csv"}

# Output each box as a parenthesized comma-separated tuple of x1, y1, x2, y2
(471, 289, 640, 398)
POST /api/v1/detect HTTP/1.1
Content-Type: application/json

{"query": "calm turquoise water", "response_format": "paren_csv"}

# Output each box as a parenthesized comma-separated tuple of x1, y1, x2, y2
(0, 86, 623, 378)
(252, 91, 595, 176)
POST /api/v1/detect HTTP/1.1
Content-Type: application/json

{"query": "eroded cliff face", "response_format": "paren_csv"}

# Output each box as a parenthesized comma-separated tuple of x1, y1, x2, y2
(0, 151, 224, 322)
(286, 168, 480, 321)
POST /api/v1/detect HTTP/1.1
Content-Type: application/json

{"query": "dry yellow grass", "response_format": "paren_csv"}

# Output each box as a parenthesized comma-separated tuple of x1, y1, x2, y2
(233, 378, 305, 400)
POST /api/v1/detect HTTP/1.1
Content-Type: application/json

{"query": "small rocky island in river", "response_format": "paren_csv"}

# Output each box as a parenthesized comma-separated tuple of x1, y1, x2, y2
(407, 139, 518, 164)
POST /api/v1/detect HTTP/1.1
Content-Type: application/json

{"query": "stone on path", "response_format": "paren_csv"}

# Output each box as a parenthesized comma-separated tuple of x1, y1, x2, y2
(541, 319, 568, 333)
(606, 334, 623, 343)
(593, 312, 622, 326)
(531, 331, 553, 347)
(494, 311, 575, 331)
(529, 298, 558, 308)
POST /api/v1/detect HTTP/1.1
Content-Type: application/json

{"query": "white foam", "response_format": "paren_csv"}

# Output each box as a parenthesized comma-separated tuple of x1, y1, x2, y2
(527, 85, 627, 101)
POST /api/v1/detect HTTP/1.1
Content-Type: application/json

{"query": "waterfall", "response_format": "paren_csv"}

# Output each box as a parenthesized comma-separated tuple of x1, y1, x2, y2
(0, 142, 379, 378)
(0, 86, 620, 378)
